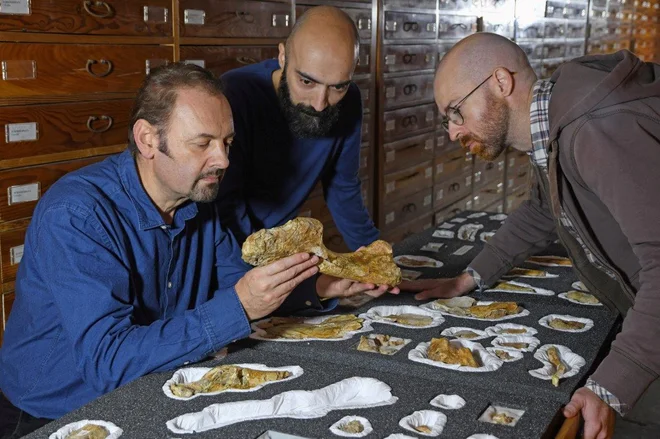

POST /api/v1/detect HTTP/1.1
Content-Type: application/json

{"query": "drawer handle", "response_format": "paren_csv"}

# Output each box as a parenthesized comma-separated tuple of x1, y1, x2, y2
(403, 21, 419, 32)
(396, 171, 420, 184)
(87, 115, 113, 133)
(449, 182, 461, 192)
(398, 143, 420, 153)
(83, 1, 113, 18)
(450, 23, 468, 30)
(402, 203, 417, 213)
(403, 84, 418, 95)
(86, 59, 113, 77)
(401, 115, 418, 128)
(485, 162, 495, 170)
(235, 11, 255, 23)
(402, 53, 417, 64)
(236, 56, 258, 65)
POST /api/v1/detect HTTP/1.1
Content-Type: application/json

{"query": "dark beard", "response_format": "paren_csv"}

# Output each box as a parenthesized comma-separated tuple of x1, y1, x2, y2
(459, 89, 510, 161)
(277, 66, 341, 138)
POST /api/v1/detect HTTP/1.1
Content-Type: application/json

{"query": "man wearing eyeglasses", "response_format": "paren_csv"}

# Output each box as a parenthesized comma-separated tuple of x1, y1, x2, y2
(404, 32, 660, 438)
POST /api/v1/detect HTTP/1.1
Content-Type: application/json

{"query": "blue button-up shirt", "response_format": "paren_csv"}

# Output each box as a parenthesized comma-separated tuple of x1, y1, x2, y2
(0, 150, 324, 419)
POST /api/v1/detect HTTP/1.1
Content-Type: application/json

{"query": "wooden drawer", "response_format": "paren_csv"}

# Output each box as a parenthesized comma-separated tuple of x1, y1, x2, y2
(0, 156, 105, 223)
(437, 15, 478, 40)
(323, 223, 349, 253)
(381, 188, 433, 232)
(435, 131, 462, 156)
(296, 6, 371, 41)
(383, 132, 434, 174)
(383, 161, 433, 204)
(483, 200, 505, 214)
(434, 148, 472, 182)
(473, 180, 504, 211)
(382, 45, 437, 74)
(473, 158, 505, 189)
(383, 12, 437, 41)
(354, 78, 371, 112)
(383, 104, 436, 142)
(383, 74, 434, 110)
(507, 150, 529, 169)
(0, 225, 26, 288)
(0, 100, 131, 164)
(434, 196, 473, 225)
(0, 0, 172, 36)
(0, 43, 172, 100)
(356, 43, 372, 76)
(298, 194, 324, 221)
(361, 113, 370, 144)
(506, 164, 530, 193)
(180, 46, 278, 76)
(433, 171, 472, 210)
(383, 0, 436, 9)
(506, 186, 529, 213)
(381, 213, 433, 246)
(359, 146, 370, 180)
(179, 0, 291, 39)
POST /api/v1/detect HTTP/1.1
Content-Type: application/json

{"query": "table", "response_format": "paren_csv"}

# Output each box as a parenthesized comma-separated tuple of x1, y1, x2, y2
(26, 211, 620, 439)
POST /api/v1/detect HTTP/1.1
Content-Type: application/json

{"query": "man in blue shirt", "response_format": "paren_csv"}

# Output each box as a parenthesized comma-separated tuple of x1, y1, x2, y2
(0, 64, 324, 436)
(219, 6, 398, 298)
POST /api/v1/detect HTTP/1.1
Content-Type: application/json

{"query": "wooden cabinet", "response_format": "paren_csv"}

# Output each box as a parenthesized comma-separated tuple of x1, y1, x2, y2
(0, 223, 27, 292)
(179, 46, 278, 76)
(1, 292, 15, 347)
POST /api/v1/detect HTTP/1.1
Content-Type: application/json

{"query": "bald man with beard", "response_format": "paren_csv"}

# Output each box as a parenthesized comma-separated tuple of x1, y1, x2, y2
(217, 6, 399, 311)
(403, 33, 660, 438)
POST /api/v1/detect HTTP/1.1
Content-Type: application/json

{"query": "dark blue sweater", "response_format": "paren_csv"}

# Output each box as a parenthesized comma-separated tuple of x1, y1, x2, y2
(218, 59, 379, 250)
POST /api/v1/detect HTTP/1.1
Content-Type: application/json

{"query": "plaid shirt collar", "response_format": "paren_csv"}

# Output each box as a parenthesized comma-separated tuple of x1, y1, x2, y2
(528, 80, 554, 169)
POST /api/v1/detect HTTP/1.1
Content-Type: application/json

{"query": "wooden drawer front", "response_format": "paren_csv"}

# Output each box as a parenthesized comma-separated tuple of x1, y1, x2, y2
(381, 188, 433, 232)
(323, 224, 349, 253)
(473, 158, 505, 188)
(433, 171, 472, 210)
(434, 148, 472, 181)
(0, 0, 172, 36)
(361, 113, 370, 144)
(383, 104, 436, 142)
(383, 74, 434, 109)
(0, 44, 172, 99)
(0, 100, 132, 162)
(180, 0, 291, 38)
(383, 132, 434, 174)
(354, 78, 371, 112)
(507, 150, 529, 169)
(180, 46, 277, 76)
(384, 0, 436, 10)
(473, 180, 504, 211)
(383, 12, 436, 41)
(298, 194, 324, 221)
(359, 146, 370, 179)
(435, 132, 462, 156)
(506, 187, 529, 213)
(383, 161, 433, 203)
(507, 164, 530, 193)
(482, 18, 514, 39)
(356, 43, 372, 75)
(382, 45, 436, 74)
(0, 157, 104, 222)
(434, 197, 473, 225)
(382, 213, 433, 245)
(0, 226, 26, 287)
(483, 200, 505, 214)
(438, 15, 477, 40)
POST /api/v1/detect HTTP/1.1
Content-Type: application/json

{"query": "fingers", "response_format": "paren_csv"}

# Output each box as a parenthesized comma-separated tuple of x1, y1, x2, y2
(271, 265, 319, 297)
(563, 400, 581, 418)
(268, 254, 320, 289)
(399, 279, 442, 292)
(263, 253, 319, 276)
(583, 418, 603, 439)
(414, 288, 449, 301)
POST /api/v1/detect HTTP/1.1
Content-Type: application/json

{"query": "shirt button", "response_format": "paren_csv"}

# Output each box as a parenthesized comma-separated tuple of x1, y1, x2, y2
(160, 225, 167, 230)
(305, 300, 312, 306)
(168, 282, 172, 288)
(184, 361, 190, 365)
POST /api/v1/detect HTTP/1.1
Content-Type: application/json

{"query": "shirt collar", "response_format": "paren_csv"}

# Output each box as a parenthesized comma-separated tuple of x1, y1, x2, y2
(528, 79, 554, 169)
(118, 149, 198, 231)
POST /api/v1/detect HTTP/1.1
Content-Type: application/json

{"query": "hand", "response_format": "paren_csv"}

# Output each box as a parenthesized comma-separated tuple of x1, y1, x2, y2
(564, 387, 616, 439)
(316, 274, 401, 299)
(236, 253, 320, 320)
(399, 272, 476, 300)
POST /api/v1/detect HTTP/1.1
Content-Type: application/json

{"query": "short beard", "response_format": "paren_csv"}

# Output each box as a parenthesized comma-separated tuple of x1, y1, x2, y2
(189, 168, 224, 203)
(277, 65, 341, 138)
(459, 89, 510, 161)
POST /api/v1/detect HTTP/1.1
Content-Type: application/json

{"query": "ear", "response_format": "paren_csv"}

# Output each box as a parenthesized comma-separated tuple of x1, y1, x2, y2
(133, 119, 159, 159)
(493, 67, 515, 98)
(278, 42, 286, 70)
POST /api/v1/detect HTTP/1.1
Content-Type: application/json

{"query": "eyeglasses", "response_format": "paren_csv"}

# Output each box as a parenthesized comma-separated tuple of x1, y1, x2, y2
(441, 74, 492, 131)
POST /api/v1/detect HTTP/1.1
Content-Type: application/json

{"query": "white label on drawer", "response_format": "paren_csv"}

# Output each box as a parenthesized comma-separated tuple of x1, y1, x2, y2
(184, 59, 205, 68)
(508, 178, 514, 188)
(385, 120, 395, 131)
(453, 245, 474, 256)
(466, 176, 472, 186)
(385, 87, 396, 98)
(385, 211, 395, 224)
(10, 244, 23, 265)
(498, 160, 505, 171)
(498, 205, 504, 213)
(144, 6, 168, 23)
(0, 0, 30, 15)
(475, 172, 481, 183)
(436, 163, 444, 174)
(386, 150, 395, 162)
(426, 111, 434, 122)
(436, 189, 444, 200)
(509, 157, 515, 167)
(425, 167, 432, 178)
(425, 139, 433, 150)
(5, 122, 38, 142)
(385, 54, 396, 65)
(386, 181, 396, 194)
(466, 199, 473, 209)
(423, 194, 432, 206)
(8, 182, 40, 205)
(184, 9, 205, 25)
(474, 195, 481, 206)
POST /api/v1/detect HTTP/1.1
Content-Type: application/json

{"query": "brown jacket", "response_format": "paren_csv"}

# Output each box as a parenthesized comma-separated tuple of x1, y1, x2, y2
(470, 50, 660, 410)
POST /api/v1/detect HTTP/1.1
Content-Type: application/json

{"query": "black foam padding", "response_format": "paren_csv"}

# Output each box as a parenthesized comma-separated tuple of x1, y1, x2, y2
(25, 348, 566, 439)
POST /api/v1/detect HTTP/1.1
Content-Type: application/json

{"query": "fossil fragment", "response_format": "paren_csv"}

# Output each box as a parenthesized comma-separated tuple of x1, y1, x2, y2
(549, 318, 586, 331)
(170, 365, 291, 398)
(258, 315, 364, 340)
(427, 337, 479, 367)
(547, 346, 567, 387)
(65, 425, 109, 439)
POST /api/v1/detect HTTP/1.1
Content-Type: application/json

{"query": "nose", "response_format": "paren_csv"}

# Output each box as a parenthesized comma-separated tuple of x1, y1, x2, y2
(447, 122, 462, 142)
(209, 141, 230, 169)
(311, 88, 329, 112)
